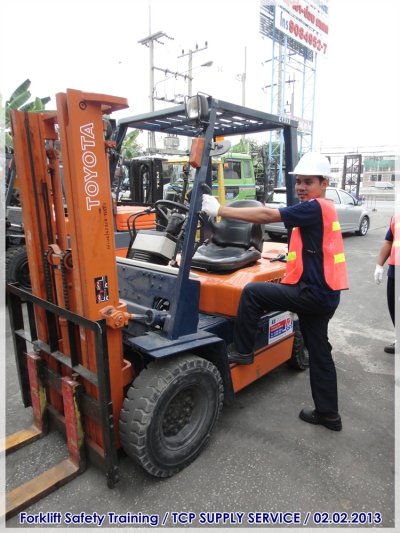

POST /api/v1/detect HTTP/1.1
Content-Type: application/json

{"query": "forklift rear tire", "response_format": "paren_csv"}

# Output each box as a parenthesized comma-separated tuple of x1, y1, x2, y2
(6, 245, 31, 292)
(288, 324, 309, 371)
(119, 354, 224, 478)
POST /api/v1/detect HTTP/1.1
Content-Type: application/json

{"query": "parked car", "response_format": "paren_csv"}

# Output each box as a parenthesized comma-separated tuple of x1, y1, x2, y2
(264, 187, 370, 239)
(373, 181, 394, 190)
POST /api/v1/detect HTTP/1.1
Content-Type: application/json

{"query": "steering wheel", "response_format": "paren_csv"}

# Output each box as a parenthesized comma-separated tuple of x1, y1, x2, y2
(154, 199, 190, 223)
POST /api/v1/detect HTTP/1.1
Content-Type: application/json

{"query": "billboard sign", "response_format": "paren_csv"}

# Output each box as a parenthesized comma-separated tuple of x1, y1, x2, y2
(275, 1, 329, 56)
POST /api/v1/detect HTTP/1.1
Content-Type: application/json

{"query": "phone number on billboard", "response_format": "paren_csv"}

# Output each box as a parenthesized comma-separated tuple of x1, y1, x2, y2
(288, 21, 327, 54)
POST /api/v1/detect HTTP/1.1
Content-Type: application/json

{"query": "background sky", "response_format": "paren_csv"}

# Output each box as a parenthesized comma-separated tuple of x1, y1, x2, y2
(2, 0, 399, 153)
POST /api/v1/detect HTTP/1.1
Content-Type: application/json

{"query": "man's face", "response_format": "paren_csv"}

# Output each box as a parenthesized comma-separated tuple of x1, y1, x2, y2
(295, 175, 328, 202)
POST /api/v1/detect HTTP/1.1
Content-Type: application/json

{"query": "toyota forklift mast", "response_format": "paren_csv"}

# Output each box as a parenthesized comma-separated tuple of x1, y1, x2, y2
(6, 90, 134, 517)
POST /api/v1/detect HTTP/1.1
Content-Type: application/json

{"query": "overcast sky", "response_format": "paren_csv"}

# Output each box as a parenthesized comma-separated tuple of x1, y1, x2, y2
(2, 0, 399, 152)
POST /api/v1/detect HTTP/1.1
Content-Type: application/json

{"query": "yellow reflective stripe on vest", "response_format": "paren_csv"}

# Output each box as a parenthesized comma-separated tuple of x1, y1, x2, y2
(393, 240, 400, 248)
(287, 251, 297, 262)
(334, 252, 346, 264)
(332, 220, 341, 231)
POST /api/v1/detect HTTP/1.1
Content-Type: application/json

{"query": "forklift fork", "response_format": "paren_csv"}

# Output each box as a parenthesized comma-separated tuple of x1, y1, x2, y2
(3, 354, 85, 519)
(4, 284, 120, 519)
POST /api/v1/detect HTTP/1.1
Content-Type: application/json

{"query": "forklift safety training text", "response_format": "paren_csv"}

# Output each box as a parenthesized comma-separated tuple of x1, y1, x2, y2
(19, 510, 382, 526)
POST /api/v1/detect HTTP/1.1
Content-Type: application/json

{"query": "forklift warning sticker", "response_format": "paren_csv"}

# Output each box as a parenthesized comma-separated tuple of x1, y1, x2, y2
(95, 276, 109, 303)
(268, 312, 293, 343)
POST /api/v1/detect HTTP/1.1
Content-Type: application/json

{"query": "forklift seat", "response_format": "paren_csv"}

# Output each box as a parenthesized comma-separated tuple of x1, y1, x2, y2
(191, 200, 264, 273)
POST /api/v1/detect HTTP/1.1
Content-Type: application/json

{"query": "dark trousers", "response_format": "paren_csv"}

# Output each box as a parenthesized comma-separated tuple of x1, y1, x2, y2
(387, 276, 395, 326)
(234, 281, 339, 414)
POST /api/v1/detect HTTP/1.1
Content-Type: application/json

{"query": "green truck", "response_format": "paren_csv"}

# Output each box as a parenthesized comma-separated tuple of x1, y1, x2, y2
(163, 152, 263, 204)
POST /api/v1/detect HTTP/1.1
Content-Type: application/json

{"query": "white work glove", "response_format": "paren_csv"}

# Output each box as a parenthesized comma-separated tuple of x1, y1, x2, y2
(374, 265, 384, 284)
(201, 194, 220, 217)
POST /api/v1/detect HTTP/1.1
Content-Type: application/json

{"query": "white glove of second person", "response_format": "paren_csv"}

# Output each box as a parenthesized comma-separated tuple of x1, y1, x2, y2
(374, 264, 384, 284)
(202, 194, 221, 217)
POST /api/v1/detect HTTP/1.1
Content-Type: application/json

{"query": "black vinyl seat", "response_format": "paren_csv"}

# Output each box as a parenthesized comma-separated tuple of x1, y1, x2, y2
(191, 200, 264, 273)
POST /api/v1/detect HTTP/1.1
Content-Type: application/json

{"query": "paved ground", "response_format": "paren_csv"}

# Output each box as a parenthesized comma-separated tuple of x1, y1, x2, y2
(4, 200, 396, 529)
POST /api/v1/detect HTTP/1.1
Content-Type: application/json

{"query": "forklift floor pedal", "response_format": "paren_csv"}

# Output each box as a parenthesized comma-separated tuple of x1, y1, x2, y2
(6, 458, 81, 520)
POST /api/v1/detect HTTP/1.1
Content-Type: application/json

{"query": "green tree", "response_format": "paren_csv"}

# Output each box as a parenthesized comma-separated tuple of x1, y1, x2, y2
(2, 79, 50, 148)
(121, 129, 144, 158)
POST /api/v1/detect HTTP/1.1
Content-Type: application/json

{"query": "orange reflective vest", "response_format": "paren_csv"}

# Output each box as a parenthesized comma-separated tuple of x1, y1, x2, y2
(389, 214, 400, 266)
(281, 198, 349, 290)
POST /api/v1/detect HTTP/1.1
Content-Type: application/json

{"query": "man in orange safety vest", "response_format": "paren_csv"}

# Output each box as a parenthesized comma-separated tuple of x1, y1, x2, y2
(202, 152, 348, 431)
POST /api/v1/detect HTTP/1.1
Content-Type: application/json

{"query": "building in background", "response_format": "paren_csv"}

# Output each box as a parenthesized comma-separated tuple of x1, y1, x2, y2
(321, 147, 398, 191)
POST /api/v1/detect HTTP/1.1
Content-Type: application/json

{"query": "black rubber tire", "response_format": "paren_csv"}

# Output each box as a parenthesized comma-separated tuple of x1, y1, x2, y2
(288, 324, 309, 371)
(6, 245, 31, 291)
(355, 216, 369, 236)
(119, 354, 224, 478)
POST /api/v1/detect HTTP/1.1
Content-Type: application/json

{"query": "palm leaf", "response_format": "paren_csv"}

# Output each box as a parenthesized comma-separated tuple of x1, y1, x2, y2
(5, 80, 50, 146)
(8, 91, 31, 110)
(7, 79, 31, 105)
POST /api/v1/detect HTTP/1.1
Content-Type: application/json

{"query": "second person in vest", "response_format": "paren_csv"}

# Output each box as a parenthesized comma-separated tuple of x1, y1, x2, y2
(201, 152, 349, 432)
(374, 214, 399, 354)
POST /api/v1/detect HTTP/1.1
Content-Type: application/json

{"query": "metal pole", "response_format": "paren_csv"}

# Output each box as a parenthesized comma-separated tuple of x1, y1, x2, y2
(149, 39, 156, 152)
(138, 30, 174, 153)
(188, 50, 193, 96)
(241, 47, 247, 142)
(242, 46, 247, 106)
(187, 50, 193, 152)
(179, 43, 208, 96)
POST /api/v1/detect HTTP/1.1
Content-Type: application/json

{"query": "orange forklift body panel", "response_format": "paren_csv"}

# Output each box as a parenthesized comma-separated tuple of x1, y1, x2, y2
(55, 90, 133, 446)
(195, 242, 288, 316)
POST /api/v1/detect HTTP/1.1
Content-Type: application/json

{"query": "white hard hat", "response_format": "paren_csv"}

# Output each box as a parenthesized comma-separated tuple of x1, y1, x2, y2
(289, 152, 331, 178)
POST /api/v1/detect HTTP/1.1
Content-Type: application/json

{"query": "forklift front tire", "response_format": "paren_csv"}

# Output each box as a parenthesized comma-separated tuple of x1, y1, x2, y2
(288, 324, 309, 371)
(119, 354, 224, 478)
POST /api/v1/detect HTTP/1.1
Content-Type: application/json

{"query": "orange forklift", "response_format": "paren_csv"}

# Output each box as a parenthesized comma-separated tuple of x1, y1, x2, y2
(6, 89, 306, 517)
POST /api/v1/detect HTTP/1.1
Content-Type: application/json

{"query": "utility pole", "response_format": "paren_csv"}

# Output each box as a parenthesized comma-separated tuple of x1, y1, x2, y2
(178, 43, 208, 149)
(138, 30, 173, 152)
(236, 46, 247, 141)
(178, 42, 208, 97)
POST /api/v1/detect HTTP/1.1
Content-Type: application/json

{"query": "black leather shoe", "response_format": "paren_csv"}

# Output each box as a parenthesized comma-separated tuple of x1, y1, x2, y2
(227, 344, 254, 365)
(299, 408, 342, 431)
(384, 342, 396, 354)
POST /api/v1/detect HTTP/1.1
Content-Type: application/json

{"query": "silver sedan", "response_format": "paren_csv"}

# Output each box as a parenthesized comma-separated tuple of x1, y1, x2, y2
(264, 187, 370, 239)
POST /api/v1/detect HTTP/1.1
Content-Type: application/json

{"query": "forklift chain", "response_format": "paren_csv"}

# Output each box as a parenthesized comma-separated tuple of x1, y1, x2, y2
(43, 248, 55, 304)
(60, 251, 72, 310)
